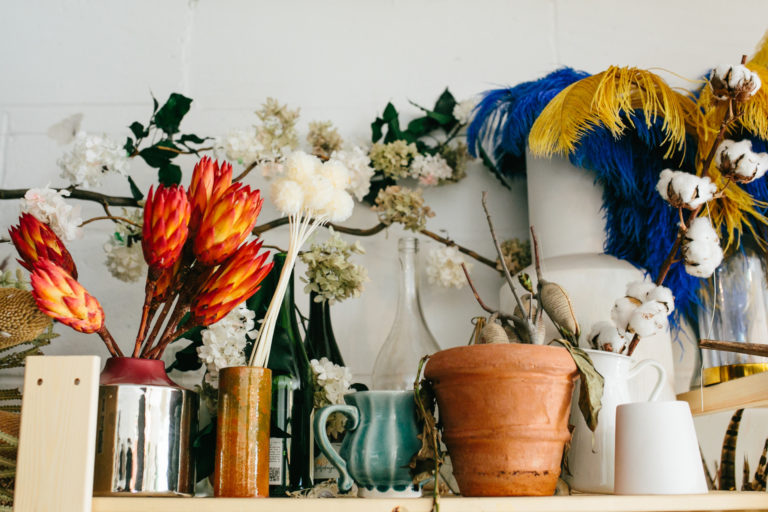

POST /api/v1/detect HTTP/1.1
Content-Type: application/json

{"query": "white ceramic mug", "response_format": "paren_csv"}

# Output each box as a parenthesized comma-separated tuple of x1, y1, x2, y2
(614, 401, 708, 495)
(565, 350, 666, 493)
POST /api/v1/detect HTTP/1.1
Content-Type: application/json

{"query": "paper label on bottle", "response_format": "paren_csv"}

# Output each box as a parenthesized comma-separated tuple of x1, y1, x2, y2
(314, 442, 342, 480)
(269, 437, 285, 485)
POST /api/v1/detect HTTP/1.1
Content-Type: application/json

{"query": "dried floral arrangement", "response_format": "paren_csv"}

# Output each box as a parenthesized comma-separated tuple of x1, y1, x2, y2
(469, 37, 768, 356)
(703, 409, 768, 491)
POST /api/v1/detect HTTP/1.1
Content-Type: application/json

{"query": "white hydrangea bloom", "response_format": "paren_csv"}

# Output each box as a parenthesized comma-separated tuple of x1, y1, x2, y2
(453, 97, 479, 125)
(58, 131, 130, 188)
(310, 357, 352, 406)
(656, 169, 717, 209)
(682, 216, 724, 278)
(103, 209, 146, 282)
(196, 303, 257, 388)
(426, 245, 471, 289)
(714, 139, 768, 184)
(20, 187, 83, 241)
(214, 127, 264, 166)
(331, 147, 375, 201)
(410, 154, 453, 186)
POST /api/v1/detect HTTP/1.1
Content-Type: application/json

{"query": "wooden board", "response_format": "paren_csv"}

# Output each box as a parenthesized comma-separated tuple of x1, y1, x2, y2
(677, 371, 768, 416)
(14, 356, 101, 512)
(91, 492, 768, 512)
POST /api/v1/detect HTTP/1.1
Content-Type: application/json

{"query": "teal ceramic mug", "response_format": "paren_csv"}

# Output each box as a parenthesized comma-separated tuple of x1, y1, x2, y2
(314, 390, 421, 498)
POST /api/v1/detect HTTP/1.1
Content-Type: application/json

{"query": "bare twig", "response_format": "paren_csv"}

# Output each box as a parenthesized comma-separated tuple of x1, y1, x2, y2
(0, 188, 140, 208)
(233, 160, 260, 182)
(700, 339, 768, 358)
(461, 263, 513, 322)
(80, 215, 141, 228)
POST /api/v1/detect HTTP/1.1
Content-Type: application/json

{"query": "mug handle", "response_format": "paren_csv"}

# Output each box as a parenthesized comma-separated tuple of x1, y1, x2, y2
(313, 404, 359, 493)
(627, 358, 666, 402)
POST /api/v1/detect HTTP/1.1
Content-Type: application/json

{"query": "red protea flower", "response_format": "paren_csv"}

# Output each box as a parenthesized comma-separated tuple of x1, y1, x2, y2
(194, 183, 263, 266)
(9, 213, 78, 278)
(30, 260, 104, 333)
(188, 157, 233, 234)
(191, 240, 272, 326)
(153, 259, 181, 304)
(142, 185, 191, 270)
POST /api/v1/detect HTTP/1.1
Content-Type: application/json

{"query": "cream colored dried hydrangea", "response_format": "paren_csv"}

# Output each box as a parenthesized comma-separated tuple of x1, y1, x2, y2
(426, 245, 471, 289)
(373, 185, 434, 231)
(103, 208, 147, 282)
(307, 121, 343, 158)
(440, 141, 471, 183)
(497, 238, 532, 274)
(300, 230, 368, 304)
(369, 140, 418, 179)
(255, 97, 300, 161)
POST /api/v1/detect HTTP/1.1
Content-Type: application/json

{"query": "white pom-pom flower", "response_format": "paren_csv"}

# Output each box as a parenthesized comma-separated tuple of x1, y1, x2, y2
(714, 139, 768, 184)
(324, 189, 354, 222)
(285, 151, 322, 183)
(271, 178, 304, 215)
(656, 169, 717, 209)
(319, 159, 350, 190)
(682, 216, 724, 278)
(304, 175, 335, 214)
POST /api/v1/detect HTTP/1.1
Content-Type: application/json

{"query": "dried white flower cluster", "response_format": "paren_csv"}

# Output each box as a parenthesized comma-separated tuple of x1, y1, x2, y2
(20, 187, 83, 241)
(103, 208, 146, 282)
(453, 97, 479, 125)
(310, 357, 352, 408)
(714, 139, 768, 184)
(410, 153, 453, 186)
(300, 230, 368, 304)
(57, 131, 130, 188)
(270, 151, 354, 222)
(591, 280, 675, 350)
(682, 216, 724, 278)
(710, 64, 761, 101)
(330, 147, 375, 201)
(196, 303, 257, 388)
(426, 245, 472, 289)
(215, 127, 263, 166)
(656, 169, 717, 209)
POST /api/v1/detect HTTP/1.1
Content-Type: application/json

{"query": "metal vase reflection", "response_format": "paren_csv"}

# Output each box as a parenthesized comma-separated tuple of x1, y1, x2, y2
(93, 384, 198, 496)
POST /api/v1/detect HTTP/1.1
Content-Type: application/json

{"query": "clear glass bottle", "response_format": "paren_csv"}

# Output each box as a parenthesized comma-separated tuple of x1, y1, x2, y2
(372, 237, 441, 390)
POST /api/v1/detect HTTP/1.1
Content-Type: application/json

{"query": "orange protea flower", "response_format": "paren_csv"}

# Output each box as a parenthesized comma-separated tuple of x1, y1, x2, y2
(153, 259, 181, 303)
(30, 260, 104, 334)
(9, 213, 78, 278)
(188, 157, 233, 234)
(194, 183, 263, 266)
(192, 240, 272, 326)
(142, 185, 191, 270)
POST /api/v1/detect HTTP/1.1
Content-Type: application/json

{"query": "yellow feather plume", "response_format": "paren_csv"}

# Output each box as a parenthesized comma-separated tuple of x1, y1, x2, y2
(529, 66, 697, 159)
(749, 29, 768, 68)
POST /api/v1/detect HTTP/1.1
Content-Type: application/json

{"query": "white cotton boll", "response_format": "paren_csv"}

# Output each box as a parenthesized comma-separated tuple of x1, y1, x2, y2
(646, 285, 675, 313)
(285, 151, 322, 184)
(323, 189, 354, 223)
(611, 296, 642, 330)
(627, 301, 668, 338)
(686, 216, 719, 243)
(656, 169, 717, 209)
(712, 65, 761, 99)
(683, 217, 723, 278)
(271, 178, 304, 215)
(625, 281, 657, 302)
(319, 159, 350, 190)
(715, 139, 751, 167)
(714, 139, 768, 183)
(588, 321, 628, 350)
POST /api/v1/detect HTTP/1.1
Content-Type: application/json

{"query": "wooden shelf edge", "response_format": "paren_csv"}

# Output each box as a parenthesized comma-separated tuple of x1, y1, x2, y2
(677, 370, 768, 416)
(92, 491, 768, 512)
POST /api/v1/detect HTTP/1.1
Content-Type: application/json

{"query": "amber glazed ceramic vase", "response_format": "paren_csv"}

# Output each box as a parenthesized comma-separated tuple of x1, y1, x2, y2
(214, 366, 272, 497)
(424, 343, 578, 496)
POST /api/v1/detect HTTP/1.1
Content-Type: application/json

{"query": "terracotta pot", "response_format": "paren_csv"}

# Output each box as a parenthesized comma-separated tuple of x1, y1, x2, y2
(214, 366, 272, 497)
(424, 343, 578, 496)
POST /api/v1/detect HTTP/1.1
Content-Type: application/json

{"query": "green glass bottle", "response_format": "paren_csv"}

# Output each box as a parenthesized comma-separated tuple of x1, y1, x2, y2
(247, 253, 314, 496)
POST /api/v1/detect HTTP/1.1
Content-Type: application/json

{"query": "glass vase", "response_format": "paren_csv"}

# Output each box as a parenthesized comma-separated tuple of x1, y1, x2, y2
(697, 242, 768, 386)
(372, 237, 441, 390)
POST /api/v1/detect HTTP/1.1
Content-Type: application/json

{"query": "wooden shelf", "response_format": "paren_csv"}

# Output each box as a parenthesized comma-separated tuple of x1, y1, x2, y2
(677, 370, 768, 416)
(92, 492, 768, 512)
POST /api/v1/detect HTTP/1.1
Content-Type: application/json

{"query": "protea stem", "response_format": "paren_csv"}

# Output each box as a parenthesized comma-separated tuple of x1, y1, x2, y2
(97, 326, 123, 358)
(133, 273, 158, 357)
(145, 304, 191, 359)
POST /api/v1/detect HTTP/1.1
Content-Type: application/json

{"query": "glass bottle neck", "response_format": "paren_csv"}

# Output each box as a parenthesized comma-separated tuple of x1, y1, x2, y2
(395, 243, 421, 318)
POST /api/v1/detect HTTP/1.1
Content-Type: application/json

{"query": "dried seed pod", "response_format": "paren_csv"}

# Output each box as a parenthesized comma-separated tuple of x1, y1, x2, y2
(479, 321, 509, 344)
(0, 288, 52, 348)
(540, 280, 580, 338)
(513, 293, 536, 320)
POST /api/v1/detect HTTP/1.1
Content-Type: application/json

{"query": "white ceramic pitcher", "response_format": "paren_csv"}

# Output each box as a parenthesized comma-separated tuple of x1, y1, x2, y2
(565, 349, 666, 493)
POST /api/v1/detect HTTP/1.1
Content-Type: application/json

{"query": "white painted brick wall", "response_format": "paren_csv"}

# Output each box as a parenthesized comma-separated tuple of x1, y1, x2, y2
(1, 0, 767, 483)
